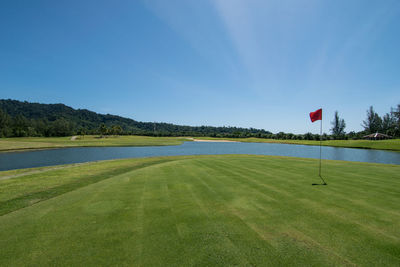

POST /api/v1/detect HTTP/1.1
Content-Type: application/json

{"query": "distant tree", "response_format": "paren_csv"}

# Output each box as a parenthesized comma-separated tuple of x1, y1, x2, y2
(233, 131, 241, 137)
(391, 104, 400, 137)
(286, 133, 294, 140)
(33, 119, 49, 137)
(362, 106, 382, 134)
(276, 132, 286, 139)
(50, 118, 72, 136)
(0, 108, 11, 137)
(313, 134, 321, 141)
(77, 127, 87, 138)
(330, 111, 346, 139)
(381, 112, 396, 136)
(392, 104, 400, 120)
(346, 131, 357, 140)
(111, 125, 123, 136)
(13, 114, 29, 137)
(99, 123, 108, 136)
(304, 132, 313, 140)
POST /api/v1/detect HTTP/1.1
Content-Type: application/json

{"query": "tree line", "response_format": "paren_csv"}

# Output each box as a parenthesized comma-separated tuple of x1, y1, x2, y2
(0, 99, 272, 138)
(0, 99, 399, 140)
(328, 105, 400, 140)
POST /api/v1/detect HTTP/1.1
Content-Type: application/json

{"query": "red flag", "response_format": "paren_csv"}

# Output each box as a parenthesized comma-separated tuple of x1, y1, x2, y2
(309, 108, 322, 122)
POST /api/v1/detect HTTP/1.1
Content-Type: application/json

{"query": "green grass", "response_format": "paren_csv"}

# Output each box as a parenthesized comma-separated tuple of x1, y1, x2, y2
(0, 155, 399, 266)
(195, 137, 400, 151)
(0, 135, 189, 152)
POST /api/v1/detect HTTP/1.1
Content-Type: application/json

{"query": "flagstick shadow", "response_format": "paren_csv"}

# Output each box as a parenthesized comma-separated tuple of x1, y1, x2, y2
(312, 175, 328, 186)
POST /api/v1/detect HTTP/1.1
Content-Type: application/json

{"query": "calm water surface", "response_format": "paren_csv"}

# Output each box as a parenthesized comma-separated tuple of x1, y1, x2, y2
(0, 141, 399, 171)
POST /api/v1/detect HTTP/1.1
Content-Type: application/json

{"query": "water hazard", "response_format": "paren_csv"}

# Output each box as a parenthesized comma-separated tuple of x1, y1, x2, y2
(0, 141, 399, 171)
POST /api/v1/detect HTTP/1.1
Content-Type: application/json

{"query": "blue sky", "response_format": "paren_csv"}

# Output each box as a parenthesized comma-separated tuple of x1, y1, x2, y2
(0, 0, 399, 134)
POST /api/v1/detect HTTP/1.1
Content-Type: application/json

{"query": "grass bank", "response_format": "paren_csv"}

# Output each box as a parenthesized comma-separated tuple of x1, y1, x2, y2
(0, 135, 188, 152)
(195, 137, 400, 151)
(0, 155, 399, 266)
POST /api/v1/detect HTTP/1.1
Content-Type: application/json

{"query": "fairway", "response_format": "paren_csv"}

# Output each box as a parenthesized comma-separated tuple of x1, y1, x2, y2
(0, 155, 399, 266)
(0, 135, 187, 152)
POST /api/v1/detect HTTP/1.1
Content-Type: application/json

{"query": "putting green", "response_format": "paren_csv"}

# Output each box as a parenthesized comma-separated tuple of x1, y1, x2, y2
(0, 155, 399, 266)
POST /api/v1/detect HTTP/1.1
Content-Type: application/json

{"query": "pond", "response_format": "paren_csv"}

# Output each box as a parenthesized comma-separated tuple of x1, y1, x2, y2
(0, 141, 399, 171)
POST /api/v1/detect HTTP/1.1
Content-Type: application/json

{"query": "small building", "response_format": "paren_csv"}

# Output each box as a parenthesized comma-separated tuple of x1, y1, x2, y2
(363, 132, 392, 140)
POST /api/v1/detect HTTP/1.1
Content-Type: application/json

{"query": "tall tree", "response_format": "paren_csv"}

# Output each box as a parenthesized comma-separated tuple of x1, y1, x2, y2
(99, 123, 108, 136)
(33, 119, 49, 137)
(330, 111, 346, 139)
(111, 125, 123, 136)
(50, 118, 72, 136)
(77, 127, 87, 138)
(391, 104, 400, 137)
(362, 106, 382, 134)
(13, 114, 29, 137)
(0, 108, 11, 137)
(381, 113, 396, 136)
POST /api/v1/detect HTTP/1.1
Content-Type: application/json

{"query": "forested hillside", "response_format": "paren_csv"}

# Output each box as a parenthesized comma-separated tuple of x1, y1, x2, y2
(1, 99, 399, 140)
(0, 99, 271, 137)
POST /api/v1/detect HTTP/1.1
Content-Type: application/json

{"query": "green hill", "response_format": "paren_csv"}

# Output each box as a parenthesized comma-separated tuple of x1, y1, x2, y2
(0, 99, 271, 137)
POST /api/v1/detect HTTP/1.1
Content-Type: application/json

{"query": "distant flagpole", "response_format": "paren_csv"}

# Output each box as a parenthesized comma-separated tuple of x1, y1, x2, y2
(319, 114, 322, 177)
(309, 108, 327, 185)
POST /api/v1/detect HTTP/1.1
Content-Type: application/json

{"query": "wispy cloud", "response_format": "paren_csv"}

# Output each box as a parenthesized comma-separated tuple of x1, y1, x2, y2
(141, 0, 240, 77)
(213, 0, 264, 82)
(212, 0, 323, 93)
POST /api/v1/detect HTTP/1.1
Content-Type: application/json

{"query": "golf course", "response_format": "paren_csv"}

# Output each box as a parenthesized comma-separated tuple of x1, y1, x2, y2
(1, 155, 399, 266)
(1, 1, 400, 265)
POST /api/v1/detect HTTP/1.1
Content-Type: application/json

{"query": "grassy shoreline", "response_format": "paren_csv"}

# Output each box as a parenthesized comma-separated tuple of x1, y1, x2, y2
(1, 155, 399, 265)
(1, 135, 400, 153)
(0, 135, 188, 153)
(194, 137, 400, 152)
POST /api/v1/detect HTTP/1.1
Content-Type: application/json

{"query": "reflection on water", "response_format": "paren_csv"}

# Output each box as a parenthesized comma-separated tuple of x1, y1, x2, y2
(0, 141, 399, 171)
(331, 147, 344, 161)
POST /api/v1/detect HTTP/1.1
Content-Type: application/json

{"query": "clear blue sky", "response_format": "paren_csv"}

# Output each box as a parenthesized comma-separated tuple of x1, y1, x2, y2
(1, 0, 399, 134)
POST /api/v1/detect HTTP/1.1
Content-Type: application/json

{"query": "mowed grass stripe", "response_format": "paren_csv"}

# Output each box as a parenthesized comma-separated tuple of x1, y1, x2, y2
(0, 157, 178, 216)
(0, 162, 170, 265)
(189, 160, 342, 265)
(0, 155, 399, 266)
(188, 159, 348, 266)
(218, 158, 400, 240)
(159, 161, 258, 266)
(224, 157, 400, 216)
(223, 158, 400, 224)
(164, 162, 251, 266)
(140, 162, 183, 266)
(179, 160, 284, 266)
(193, 158, 400, 265)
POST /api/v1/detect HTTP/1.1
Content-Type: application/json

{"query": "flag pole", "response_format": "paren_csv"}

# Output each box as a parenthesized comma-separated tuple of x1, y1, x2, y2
(310, 108, 327, 185)
(319, 114, 327, 185)
(319, 116, 322, 177)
